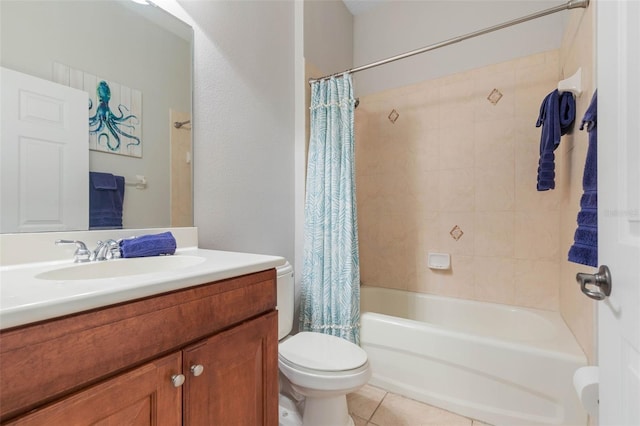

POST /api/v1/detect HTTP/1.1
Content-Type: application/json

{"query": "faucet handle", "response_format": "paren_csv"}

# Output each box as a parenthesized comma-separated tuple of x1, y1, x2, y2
(93, 239, 121, 261)
(55, 240, 92, 263)
(106, 240, 121, 260)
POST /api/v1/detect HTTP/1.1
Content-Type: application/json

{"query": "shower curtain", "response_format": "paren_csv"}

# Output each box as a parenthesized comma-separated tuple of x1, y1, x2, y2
(299, 74, 360, 344)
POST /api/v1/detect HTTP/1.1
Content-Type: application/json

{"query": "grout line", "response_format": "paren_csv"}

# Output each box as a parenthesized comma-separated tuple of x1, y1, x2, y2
(366, 391, 388, 423)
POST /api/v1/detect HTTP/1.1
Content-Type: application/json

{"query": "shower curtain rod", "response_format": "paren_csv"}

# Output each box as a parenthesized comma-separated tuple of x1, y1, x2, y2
(308, 0, 589, 84)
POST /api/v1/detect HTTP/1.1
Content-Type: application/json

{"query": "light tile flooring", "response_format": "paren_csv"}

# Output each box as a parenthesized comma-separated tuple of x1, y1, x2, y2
(347, 385, 492, 426)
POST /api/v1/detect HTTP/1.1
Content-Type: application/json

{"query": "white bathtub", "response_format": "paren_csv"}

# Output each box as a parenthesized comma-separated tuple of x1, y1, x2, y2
(360, 286, 588, 426)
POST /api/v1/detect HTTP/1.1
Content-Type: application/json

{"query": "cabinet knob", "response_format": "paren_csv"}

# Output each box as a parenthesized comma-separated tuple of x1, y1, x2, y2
(171, 374, 186, 387)
(190, 364, 204, 377)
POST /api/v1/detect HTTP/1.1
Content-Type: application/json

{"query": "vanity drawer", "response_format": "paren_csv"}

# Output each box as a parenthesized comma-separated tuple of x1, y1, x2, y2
(0, 268, 276, 422)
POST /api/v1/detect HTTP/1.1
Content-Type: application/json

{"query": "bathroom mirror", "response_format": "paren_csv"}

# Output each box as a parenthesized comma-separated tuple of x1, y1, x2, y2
(0, 0, 193, 232)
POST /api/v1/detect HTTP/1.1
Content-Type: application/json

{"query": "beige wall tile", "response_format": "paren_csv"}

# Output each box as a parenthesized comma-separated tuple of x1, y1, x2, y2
(560, 260, 596, 363)
(440, 125, 475, 170)
(475, 212, 515, 257)
(414, 171, 441, 213)
(356, 49, 567, 313)
(514, 259, 560, 310)
(556, 2, 596, 362)
(474, 68, 516, 122)
(412, 130, 440, 172)
(474, 120, 516, 169)
(416, 255, 476, 299)
(439, 169, 476, 212)
(475, 167, 515, 212)
(439, 77, 475, 128)
(474, 257, 516, 305)
(515, 211, 560, 261)
(439, 212, 475, 256)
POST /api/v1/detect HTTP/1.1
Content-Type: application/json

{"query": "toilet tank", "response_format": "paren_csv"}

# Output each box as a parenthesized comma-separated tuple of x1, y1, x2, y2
(276, 261, 294, 340)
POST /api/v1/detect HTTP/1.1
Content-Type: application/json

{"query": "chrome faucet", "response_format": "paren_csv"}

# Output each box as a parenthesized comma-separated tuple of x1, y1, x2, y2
(55, 240, 92, 263)
(92, 239, 121, 261)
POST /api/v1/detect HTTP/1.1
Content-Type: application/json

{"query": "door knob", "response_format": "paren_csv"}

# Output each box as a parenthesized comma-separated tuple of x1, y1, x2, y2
(576, 265, 612, 300)
(171, 374, 186, 387)
(190, 364, 204, 377)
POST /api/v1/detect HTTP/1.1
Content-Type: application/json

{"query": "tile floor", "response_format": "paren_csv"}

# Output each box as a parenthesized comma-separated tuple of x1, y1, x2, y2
(347, 385, 492, 426)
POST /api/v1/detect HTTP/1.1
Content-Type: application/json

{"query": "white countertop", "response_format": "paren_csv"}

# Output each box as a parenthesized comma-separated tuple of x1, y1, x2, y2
(0, 248, 285, 330)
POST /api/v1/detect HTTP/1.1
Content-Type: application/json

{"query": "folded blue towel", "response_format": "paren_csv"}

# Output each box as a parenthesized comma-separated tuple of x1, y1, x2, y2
(536, 89, 576, 191)
(120, 231, 177, 258)
(89, 172, 125, 229)
(91, 172, 118, 190)
(568, 91, 597, 267)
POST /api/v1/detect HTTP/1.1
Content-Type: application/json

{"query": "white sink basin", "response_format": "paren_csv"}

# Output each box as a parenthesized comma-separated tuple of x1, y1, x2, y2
(35, 255, 206, 281)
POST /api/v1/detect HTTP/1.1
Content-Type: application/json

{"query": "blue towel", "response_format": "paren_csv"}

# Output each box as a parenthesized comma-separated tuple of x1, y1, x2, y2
(120, 231, 177, 258)
(89, 172, 125, 229)
(568, 91, 597, 267)
(536, 89, 576, 191)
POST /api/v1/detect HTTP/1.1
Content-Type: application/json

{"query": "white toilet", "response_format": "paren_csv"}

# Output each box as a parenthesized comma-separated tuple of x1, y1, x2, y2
(276, 262, 371, 426)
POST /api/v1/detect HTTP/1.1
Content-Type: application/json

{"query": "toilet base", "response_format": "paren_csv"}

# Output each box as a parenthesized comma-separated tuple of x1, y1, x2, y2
(279, 393, 355, 426)
(302, 394, 353, 426)
(279, 394, 303, 426)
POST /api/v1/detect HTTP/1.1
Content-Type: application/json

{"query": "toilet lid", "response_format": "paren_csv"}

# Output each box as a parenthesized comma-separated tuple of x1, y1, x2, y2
(279, 332, 368, 372)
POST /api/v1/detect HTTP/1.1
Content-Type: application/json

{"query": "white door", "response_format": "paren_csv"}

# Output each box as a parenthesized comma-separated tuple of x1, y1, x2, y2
(1, 67, 89, 233)
(596, 1, 640, 425)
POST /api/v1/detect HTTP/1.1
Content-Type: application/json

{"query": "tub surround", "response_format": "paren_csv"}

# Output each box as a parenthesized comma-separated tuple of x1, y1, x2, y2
(356, 50, 563, 312)
(557, 0, 596, 364)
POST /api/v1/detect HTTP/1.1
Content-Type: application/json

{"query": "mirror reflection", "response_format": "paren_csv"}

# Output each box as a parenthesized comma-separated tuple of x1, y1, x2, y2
(0, 0, 193, 232)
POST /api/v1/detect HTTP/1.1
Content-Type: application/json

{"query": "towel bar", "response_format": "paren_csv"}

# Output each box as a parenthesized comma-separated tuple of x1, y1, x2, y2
(558, 68, 582, 97)
(125, 175, 147, 190)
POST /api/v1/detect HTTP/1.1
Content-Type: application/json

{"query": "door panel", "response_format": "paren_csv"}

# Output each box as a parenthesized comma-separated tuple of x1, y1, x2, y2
(6, 353, 182, 425)
(183, 312, 278, 426)
(1, 67, 88, 232)
(597, 1, 640, 425)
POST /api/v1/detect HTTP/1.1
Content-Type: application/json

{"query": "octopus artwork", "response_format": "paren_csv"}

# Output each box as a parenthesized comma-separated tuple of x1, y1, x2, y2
(89, 81, 141, 152)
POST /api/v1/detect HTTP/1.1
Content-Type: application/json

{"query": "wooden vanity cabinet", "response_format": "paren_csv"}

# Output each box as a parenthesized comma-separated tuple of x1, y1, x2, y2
(4, 352, 183, 425)
(0, 269, 279, 425)
(183, 311, 278, 425)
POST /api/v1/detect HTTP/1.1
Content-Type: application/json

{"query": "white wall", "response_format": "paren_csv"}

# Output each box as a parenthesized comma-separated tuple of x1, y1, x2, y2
(353, 0, 568, 96)
(0, 1, 191, 229)
(157, 1, 296, 264)
(304, 0, 353, 74)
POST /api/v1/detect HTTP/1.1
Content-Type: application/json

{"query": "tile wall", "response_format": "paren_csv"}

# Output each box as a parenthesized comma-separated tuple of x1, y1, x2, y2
(355, 50, 564, 311)
(557, 4, 596, 363)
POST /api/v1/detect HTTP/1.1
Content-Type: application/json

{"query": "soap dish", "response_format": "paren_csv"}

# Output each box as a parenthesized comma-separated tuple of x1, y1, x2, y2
(428, 253, 451, 270)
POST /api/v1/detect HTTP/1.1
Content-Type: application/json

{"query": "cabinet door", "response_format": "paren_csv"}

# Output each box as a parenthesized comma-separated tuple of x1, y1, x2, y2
(183, 311, 278, 426)
(6, 353, 182, 426)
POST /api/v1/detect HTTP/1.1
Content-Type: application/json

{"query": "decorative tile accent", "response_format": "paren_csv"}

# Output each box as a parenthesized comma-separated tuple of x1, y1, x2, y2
(487, 88, 503, 105)
(450, 225, 464, 241)
(388, 109, 399, 123)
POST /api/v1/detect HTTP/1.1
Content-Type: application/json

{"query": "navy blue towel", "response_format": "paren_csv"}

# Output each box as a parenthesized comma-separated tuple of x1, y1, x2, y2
(536, 89, 576, 191)
(89, 172, 125, 229)
(120, 231, 177, 258)
(568, 91, 598, 267)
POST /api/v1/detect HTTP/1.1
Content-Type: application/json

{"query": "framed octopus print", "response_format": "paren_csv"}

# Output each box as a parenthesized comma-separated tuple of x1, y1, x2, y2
(53, 62, 142, 158)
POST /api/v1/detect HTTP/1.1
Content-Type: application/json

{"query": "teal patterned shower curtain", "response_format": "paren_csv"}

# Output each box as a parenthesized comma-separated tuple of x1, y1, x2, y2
(299, 74, 360, 344)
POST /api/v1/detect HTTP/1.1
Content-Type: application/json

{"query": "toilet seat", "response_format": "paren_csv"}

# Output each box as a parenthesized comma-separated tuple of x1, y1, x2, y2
(278, 332, 367, 372)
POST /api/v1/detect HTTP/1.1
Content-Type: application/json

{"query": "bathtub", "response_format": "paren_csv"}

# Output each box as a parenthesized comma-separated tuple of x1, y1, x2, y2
(360, 286, 588, 426)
